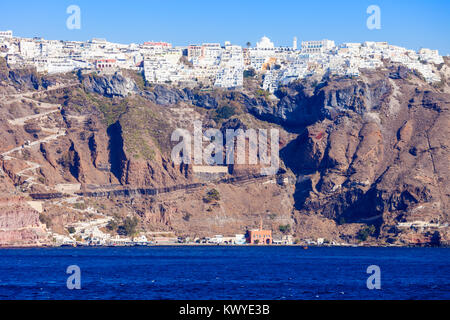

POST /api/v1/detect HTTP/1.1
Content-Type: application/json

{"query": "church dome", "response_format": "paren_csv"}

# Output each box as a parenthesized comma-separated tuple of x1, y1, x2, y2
(256, 36, 274, 49)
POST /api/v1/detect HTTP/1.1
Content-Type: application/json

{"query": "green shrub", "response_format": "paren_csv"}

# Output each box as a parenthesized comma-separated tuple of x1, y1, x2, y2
(279, 224, 291, 234)
(106, 219, 119, 231)
(39, 213, 52, 228)
(203, 189, 221, 203)
(244, 68, 256, 78)
(213, 105, 235, 121)
(73, 202, 87, 210)
(429, 231, 441, 246)
(117, 216, 139, 236)
(357, 225, 376, 241)
(255, 89, 270, 99)
(183, 212, 192, 221)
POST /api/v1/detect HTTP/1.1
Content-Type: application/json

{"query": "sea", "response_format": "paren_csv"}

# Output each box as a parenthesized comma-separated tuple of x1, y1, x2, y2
(0, 246, 449, 300)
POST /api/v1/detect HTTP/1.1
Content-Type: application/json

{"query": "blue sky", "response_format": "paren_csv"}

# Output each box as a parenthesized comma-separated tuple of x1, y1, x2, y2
(0, 0, 449, 54)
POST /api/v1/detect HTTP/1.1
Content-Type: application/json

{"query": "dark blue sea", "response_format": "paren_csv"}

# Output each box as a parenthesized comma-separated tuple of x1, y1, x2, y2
(0, 246, 449, 300)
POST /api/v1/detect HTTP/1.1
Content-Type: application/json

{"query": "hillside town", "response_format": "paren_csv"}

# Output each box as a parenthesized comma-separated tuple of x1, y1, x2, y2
(0, 30, 444, 92)
(0, 30, 448, 249)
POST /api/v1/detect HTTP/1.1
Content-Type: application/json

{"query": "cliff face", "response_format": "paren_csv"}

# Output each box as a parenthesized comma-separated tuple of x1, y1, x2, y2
(0, 198, 49, 247)
(0, 58, 59, 91)
(0, 61, 449, 246)
(81, 72, 139, 97)
(277, 68, 449, 243)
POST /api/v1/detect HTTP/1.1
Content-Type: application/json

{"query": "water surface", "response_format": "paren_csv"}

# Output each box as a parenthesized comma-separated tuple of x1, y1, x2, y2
(0, 246, 449, 300)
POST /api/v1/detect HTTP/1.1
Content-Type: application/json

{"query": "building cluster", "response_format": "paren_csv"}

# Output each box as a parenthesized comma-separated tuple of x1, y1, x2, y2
(262, 40, 444, 92)
(52, 214, 283, 246)
(0, 30, 444, 92)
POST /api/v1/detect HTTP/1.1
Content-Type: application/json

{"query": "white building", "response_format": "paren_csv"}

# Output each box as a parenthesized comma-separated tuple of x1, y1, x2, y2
(1, 32, 443, 89)
(95, 58, 118, 73)
(418, 48, 444, 64)
(256, 36, 274, 49)
(215, 66, 243, 88)
(209, 235, 224, 244)
(0, 30, 13, 39)
(188, 44, 202, 60)
(19, 39, 40, 59)
(248, 36, 277, 71)
(301, 39, 335, 54)
(199, 43, 222, 66)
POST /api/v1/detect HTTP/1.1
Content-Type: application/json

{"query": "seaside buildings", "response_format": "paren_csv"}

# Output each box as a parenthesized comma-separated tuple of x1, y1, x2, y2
(246, 220, 273, 245)
(0, 31, 444, 92)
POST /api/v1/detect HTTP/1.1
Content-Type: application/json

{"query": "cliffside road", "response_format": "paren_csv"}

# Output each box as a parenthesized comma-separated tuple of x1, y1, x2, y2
(7, 108, 60, 126)
(28, 173, 285, 200)
(0, 91, 67, 192)
(0, 130, 66, 191)
(1, 60, 448, 247)
(0, 82, 79, 102)
(1, 131, 66, 157)
(11, 97, 59, 109)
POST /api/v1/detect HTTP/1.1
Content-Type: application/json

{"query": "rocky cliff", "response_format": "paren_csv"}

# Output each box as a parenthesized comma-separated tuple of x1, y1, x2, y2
(276, 67, 449, 244)
(0, 197, 49, 247)
(0, 60, 448, 246)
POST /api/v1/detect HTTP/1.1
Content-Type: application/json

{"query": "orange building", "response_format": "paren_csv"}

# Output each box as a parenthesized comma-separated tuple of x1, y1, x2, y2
(95, 59, 117, 70)
(247, 220, 272, 245)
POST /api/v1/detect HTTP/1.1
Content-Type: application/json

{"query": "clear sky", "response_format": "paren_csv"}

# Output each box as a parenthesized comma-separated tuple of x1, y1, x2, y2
(0, 0, 449, 54)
